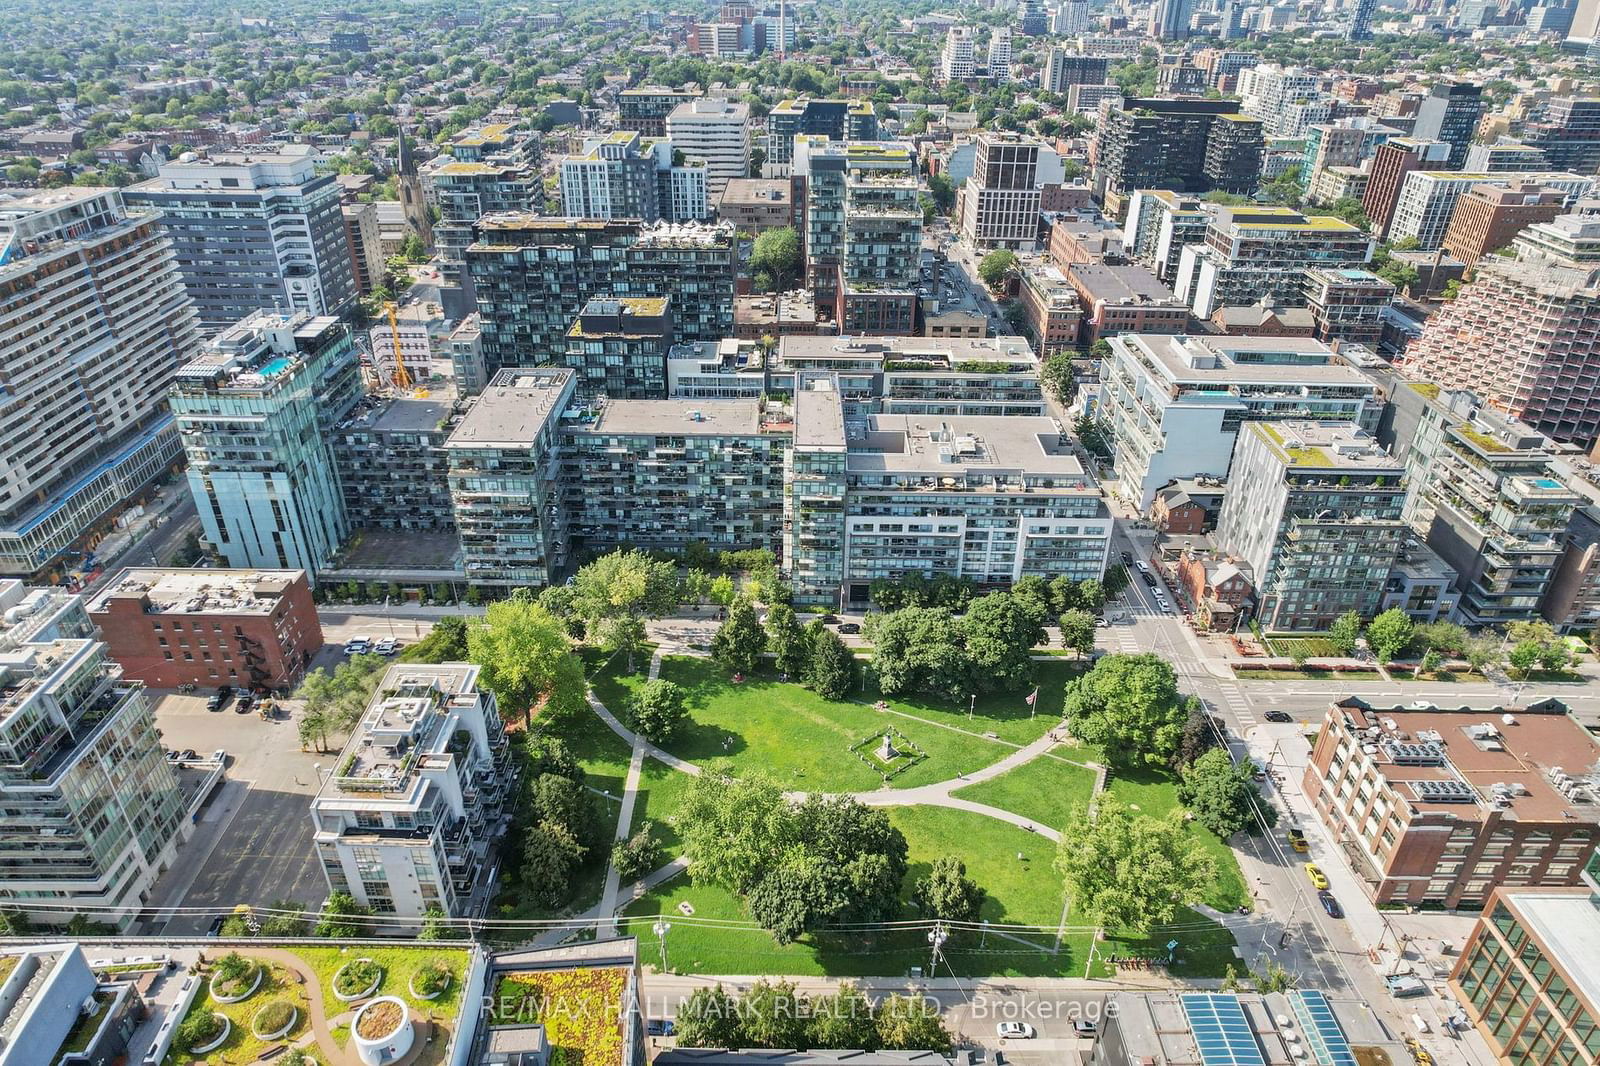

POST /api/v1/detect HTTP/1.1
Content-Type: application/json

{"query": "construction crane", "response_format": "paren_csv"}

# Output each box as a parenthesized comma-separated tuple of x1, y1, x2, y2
(383, 300, 413, 391)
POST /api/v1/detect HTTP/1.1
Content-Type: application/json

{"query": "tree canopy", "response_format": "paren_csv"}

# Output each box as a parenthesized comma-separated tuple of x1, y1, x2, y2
(1054, 799, 1215, 934)
(1063, 653, 1190, 765)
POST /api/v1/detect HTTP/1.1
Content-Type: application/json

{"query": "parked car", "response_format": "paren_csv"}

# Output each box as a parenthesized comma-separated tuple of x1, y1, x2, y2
(818, 614, 840, 625)
(181, 749, 197, 762)
(1319, 891, 1343, 918)
(646, 1020, 675, 1037)
(344, 638, 371, 654)
(1305, 863, 1329, 890)
(1141, 571, 1158, 588)
(1264, 710, 1294, 723)
(1287, 828, 1308, 853)
(1095, 616, 1110, 628)
(165, 750, 182, 762)
(1120, 551, 1133, 564)
(375, 638, 398, 655)
(205, 687, 232, 711)
(996, 1022, 1036, 1039)
(1073, 1019, 1098, 1038)
(837, 622, 861, 634)
(235, 692, 255, 714)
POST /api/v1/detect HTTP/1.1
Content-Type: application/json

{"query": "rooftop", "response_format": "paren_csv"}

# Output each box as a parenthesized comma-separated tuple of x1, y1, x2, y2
(317, 663, 483, 799)
(1499, 890, 1600, 1014)
(779, 335, 1037, 370)
(445, 369, 574, 448)
(87, 568, 304, 617)
(1251, 421, 1399, 471)
(719, 178, 793, 207)
(1332, 697, 1600, 824)
(848, 414, 1088, 480)
(340, 395, 456, 435)
(1067, 262, 1183, 306)
(568, 398, 764, 436)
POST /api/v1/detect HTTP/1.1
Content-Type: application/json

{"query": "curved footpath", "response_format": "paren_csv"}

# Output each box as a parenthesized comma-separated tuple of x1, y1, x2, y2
(565, 646, 1097, 951)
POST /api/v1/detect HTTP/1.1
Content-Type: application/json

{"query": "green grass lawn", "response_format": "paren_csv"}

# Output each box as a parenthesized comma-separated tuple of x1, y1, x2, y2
(1236, 668, 1385, 681)
(163, 960, 312, 1066)
(620, 801, 1238, 979)
(950, 752, 1100, 833)
(291, 946, 469, 1028)
(1104, 766, 1251, 913)
(1265, 635, 1343, 658)
(631, 757, 696, 863)
(649, 656, 1076, 792)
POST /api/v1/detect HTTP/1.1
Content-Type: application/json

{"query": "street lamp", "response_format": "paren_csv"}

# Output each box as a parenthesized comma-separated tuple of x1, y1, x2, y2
(653, 920, 671, 971)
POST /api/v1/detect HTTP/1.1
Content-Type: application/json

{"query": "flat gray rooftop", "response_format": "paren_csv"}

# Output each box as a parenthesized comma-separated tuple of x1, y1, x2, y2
(572, 399, 762, 436)
(1506, 891, 1600, 1017)
(794, 377, 847, 450)
(359, 396, 453, 434)
(848, 414, 1088, 478)
(446, 369, 572, 447)
(1117, 333, 1378, 387)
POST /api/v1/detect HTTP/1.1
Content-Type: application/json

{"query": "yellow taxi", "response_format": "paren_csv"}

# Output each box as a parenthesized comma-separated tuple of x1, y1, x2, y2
(1305, 862, 1329, 890)
(1287, 828, 1309, 853)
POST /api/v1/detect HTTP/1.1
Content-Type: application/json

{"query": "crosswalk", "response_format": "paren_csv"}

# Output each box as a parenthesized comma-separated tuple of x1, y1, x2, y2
(1216, 679, 1255, 729)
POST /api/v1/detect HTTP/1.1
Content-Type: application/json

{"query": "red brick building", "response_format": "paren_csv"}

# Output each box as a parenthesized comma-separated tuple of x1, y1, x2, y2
(1303, 698, 1600, 908)
(87, 568, 324, 691)
(1441, 183, 1567, 268)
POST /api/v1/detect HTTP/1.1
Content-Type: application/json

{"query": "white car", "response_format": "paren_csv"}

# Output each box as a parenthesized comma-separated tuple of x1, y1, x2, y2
(344, 638, 371, 654)
(996, 1022, 1036, 1040)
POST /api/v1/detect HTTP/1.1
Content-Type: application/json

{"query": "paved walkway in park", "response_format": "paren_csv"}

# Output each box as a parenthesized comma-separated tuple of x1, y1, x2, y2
(562, 644, 1097, 950)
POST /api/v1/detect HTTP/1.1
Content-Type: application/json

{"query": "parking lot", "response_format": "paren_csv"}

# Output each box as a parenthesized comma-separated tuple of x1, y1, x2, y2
(145, 690, 332, 935)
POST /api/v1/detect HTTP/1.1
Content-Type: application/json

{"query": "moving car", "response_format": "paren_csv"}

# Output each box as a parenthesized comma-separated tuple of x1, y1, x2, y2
(818, 615, 840, 625)
(1305, 862, 1329, 890)
(1120, 551, 1133, 564)
(1287, 828, 1309, 852)
(996, 1022, 1036, 1040)
(837, 622, 861, 634)
(1319, 891, 1343, 918)
(1141, 571, 1158, 588)
(1264, 710, 1294, 723)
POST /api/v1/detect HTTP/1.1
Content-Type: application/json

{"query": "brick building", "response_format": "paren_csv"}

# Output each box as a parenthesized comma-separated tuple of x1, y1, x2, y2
(1303, 698, 1600, 908)
(86, 568, 324, 691)
(1441, 183, 1568, 268)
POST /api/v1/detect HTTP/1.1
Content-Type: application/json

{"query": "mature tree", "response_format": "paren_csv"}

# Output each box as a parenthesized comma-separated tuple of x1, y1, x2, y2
(1173, 708, 1223, 770)
(612, 823, 663, 884)
(1075, 579, 1106, 614)
(419, 906, 465, 940)
(1178, 748, 1275, 837)
(1039, 352, 1074, 406)
(314, 892, 369, 938)
(747, 853, 840, 944)
(750, 226, 802, 291)
(961, 591, 1045, 692)
(1463, 634, 1501, 672)
(913, 855, 986, 923)
(1328, 611, 1362, 656)
(1364, 608, 1415, 663)
(521, 819, 584, 907)
(866, 607, 969, 704)
(1538, 640, 1572, 672)
(808, 983, 879, 1050)
(1058, 609, 1096, 659)
(680, 774, 799, 894)
(1413, 620, 1468, 656)
(875, 994, 953, 1052)
(766, 603, 808, 678)
(709, 574, 738, 605)
(1063, 653, 1188, 765)
(522, 734, 584, 783)
(1010, 575, 1054, 628)
(1054, 799, 1215, 934)
(1049, 574, 1081, 614)
(1509, 640, 1542, 674)
(796, 794, 908, 923)
(529, 773, 598, 851)
(742, 979, 810, 1048)
(1507, 619, 1558, 645)
(398, 615, 469, 663)
(805, 628, 856, 700)
(467, 595, 582, 727)
(570, 549, 679, 644)
(712, 600, 767, 675)
(977, 249, 1017, 290)
(676, 984, 746, 1048)
(629, 678, 688, 742)
(597, 615, 650, 673)
(258, 899, 310, 937)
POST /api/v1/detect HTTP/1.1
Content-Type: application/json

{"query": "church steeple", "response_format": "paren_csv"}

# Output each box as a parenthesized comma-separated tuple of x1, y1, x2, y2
(395, 125, 433, 254)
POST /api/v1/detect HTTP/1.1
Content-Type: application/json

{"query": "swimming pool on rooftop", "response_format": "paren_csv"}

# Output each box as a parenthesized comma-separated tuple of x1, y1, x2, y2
(1533, 477, 1565, 490)
(257, 356, 292, 377)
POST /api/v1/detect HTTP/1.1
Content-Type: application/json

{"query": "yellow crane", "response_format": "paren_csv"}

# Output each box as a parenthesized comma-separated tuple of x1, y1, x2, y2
(383, 300, 412, 391)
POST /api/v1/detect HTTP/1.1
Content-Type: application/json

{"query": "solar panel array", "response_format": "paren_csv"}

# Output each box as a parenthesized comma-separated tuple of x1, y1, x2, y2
(1180, 994, 1266, 1066)
(1411, 779, 1477, 803)
(1380, 740, 1446, 765)
(1291, 990, 1358, 1066)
